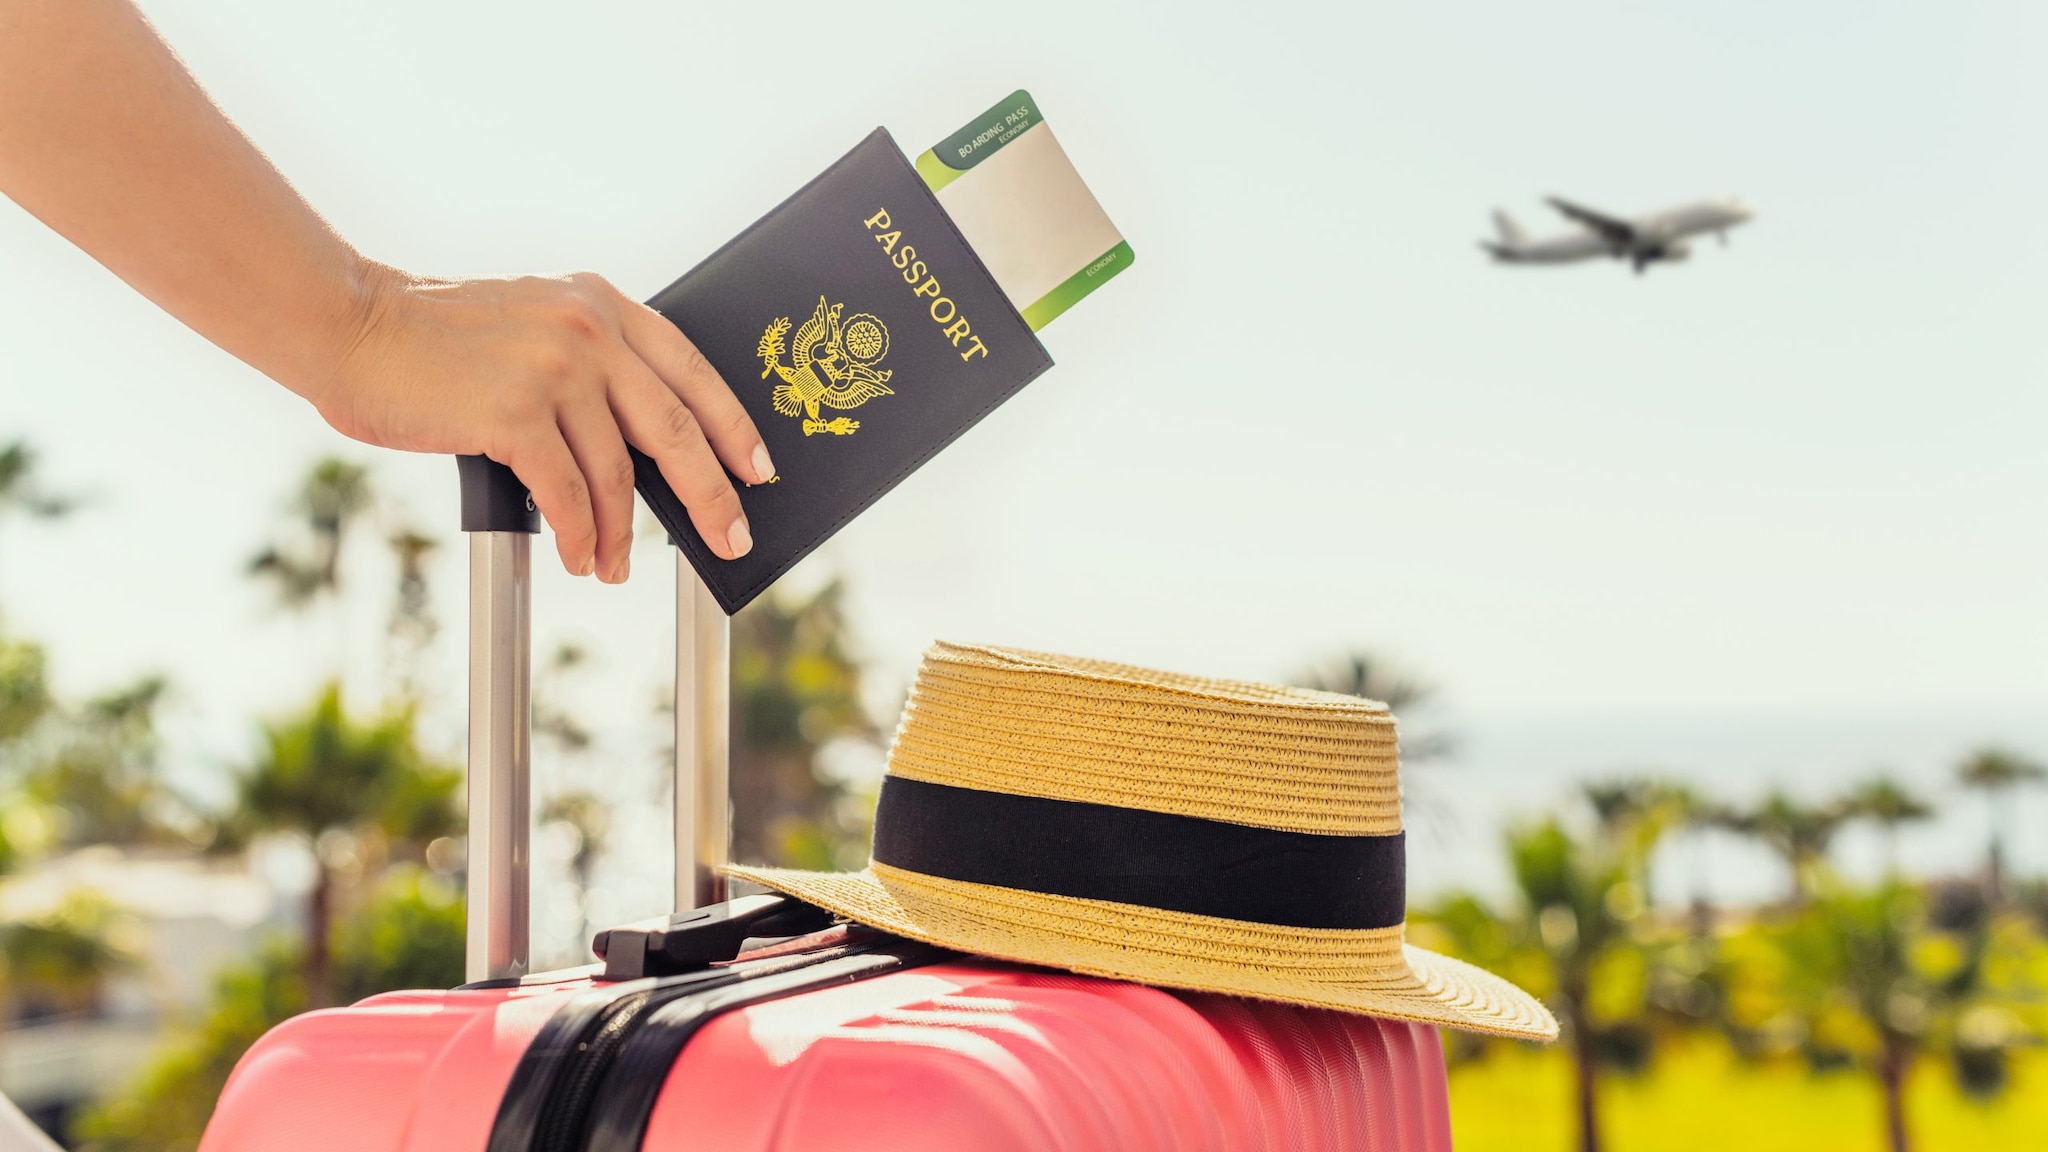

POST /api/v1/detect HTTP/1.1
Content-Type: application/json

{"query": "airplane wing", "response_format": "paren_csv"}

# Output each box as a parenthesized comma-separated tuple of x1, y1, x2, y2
(1546, 197, 1635, 246)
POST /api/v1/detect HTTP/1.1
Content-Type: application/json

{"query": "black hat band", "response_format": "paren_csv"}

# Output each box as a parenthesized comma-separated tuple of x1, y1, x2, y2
(869, 776, 1406, 931)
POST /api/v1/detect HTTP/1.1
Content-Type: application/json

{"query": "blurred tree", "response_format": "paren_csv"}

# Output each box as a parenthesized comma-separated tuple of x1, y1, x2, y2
(0, 439, 79, 526)
(1955, 748, 2045, 904)
(1765, 882, 2027, 1152)
(0, 891, 128, 1025)
(0, 622, 52, 761)
(76, 871, 463, 1151)
(247, 458, 373, 610)
(0, 441, 73, 869)
(17, 675, 195, 850)
(1664, 788, 1739, 932)
(727, 578, 882, 870)
(1845, 776, 1934, 880)
(1582, 776, 1691, 908)
(1505, 817, 1639, 1152)
(534, 642, 594, 754)
(223, 684, 460, 1005)
(1720, 791, 1851, 905)
(330, 866, 465, 1002)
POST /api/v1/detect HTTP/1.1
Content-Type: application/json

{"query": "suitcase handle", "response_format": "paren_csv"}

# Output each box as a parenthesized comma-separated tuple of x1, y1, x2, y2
(458, 455, 730, 982)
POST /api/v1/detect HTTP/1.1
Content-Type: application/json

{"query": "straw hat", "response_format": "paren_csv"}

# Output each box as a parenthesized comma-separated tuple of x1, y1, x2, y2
(728, 642, 1557, 1041)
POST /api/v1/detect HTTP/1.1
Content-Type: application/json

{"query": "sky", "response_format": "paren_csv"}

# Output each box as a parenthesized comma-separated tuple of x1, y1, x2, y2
(1, 1, 2044, 918)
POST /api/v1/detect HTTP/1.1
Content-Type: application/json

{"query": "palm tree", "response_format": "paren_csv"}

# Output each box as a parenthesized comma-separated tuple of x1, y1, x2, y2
(1505, 818, 1636, 1152)
(248, 458, 373, 609)
(1955, 748, 2045, 904)
(0, 440, 78, 524)
(0, 441, 70, 750)
(1845, 775, 1934, 879)
(1663, 788, 1737, 933)
(1721, 791, 1850, 905)
(0, 892, 128, 1025)
(19, 675, 187, 849)
(226, 684, 459, 1005)
(534, 643, 594, 754)
(0, 621, 51, 751)
(1769, 882, 2021, 1152)
(1582, 776, 1691, 908)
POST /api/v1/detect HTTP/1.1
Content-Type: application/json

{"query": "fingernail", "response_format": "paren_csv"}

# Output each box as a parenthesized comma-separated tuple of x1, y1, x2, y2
(726, 515, 753, 558)
(578, 555, 596, 577)
(751, 444, 777, 486)
(614, 556, 630, 583)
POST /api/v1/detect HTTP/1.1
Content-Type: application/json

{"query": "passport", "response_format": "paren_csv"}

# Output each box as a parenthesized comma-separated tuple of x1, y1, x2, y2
(634, 128, 1053, 614)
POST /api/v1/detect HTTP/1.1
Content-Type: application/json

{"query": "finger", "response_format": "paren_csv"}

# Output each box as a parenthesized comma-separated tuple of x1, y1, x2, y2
(504, 434, 597, 578)
(556, 401, 639, 583)
(608, 357, 753, 561)
(616, 299, 775, 486)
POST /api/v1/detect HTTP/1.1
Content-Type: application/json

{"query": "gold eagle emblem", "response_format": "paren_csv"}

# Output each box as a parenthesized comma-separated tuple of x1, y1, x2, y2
(757, 297, 894, 437)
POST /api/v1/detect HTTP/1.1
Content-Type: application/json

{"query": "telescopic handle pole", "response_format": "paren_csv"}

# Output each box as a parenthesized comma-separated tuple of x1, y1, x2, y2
(459, 455, 732, 983)
(458, 456, 536, 983)
(675, 560, 730, 912)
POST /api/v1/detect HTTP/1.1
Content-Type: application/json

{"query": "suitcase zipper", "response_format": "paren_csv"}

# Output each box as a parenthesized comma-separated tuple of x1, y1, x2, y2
(579, 940, 948, 1152)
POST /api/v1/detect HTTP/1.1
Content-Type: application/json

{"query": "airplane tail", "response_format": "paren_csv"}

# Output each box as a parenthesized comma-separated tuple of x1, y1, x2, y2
(1491, 209, 1527, 247)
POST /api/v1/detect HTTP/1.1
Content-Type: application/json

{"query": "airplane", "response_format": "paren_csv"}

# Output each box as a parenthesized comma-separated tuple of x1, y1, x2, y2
(1482, 196, 1755, 273)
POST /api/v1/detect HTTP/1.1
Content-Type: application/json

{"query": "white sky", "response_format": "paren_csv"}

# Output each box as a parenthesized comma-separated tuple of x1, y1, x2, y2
(2, 1, 2043, 912)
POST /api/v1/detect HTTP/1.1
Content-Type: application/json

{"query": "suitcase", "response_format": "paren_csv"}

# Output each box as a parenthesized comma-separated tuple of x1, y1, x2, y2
(197, 459, 1457, 1152)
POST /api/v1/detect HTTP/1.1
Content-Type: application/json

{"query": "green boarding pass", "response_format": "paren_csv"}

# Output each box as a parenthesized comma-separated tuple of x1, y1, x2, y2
(916, 90, 1133, 331)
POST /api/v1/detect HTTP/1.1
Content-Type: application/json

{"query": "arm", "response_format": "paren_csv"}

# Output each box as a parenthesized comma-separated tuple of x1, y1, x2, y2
(0, 0, 768, 581)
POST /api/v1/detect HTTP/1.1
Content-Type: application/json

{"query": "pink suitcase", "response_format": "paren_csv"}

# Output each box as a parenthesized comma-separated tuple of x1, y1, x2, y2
(199, 459, 1456, 1152)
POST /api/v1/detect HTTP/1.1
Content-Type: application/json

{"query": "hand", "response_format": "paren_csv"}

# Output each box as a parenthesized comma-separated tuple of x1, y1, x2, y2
(317, 265, 773, 582)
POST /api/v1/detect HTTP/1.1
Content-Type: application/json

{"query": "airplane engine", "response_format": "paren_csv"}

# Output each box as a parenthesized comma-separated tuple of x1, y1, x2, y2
(1660, 240, 1693, 262)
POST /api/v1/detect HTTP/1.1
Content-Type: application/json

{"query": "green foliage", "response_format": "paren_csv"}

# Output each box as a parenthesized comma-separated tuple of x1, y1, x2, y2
(1955, 748, 2047, 793)
(228, 683, 458, 848)
(0, 891, 129, 1023)
(331, 867, 466, 1003)
(0, 440, 79, 521)
(224, 682, 459, 1004)
(1845, 778, 1934, 829)
(17, 675, 194, 850)
(247, 457, 373, 609)
(729, 578, 882, 869)
(0, 622, 52, 749)
(1510, 818, 1633, 962)
(540, 789, 608, 885)
(0, 638, 192, 862)
(1419, 764, 2048, 1152)
(1717, 791, 1853, 903)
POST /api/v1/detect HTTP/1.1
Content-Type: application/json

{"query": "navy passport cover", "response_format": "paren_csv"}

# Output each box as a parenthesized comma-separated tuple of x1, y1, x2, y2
(635, 129, 1053, 614)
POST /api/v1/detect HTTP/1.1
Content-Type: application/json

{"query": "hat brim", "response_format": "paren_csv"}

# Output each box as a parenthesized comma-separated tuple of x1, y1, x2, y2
(727, 860, 1558, 1042)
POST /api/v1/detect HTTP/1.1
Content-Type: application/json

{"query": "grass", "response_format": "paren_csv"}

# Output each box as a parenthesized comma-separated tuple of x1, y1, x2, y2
(1448, 1040, 2048, 1152)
